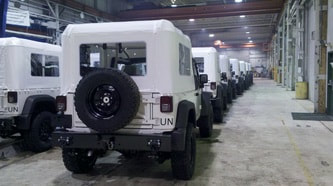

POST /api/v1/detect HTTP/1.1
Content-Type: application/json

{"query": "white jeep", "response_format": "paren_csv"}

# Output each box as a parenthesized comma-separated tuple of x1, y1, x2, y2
(51, 20, 214, 180)
(0, 37, 61, 152)
(230, 58, 244, 95)
(219, 55, 236, 101)
(192, 47, 226, 123)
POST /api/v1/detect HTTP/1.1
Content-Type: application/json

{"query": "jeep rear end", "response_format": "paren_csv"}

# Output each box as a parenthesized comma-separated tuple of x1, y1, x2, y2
(52, 20, 199, 180)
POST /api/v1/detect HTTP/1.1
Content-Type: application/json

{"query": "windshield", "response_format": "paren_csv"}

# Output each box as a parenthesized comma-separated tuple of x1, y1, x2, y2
(80, 42, 146, 77)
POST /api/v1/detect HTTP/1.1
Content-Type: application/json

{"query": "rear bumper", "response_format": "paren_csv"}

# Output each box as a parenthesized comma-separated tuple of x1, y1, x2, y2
(52, 115, 186, 152)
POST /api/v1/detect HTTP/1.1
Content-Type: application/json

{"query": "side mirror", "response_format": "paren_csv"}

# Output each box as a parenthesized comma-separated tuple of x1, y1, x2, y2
(221, 72, 227, 80)
(199, 74, 208, 88)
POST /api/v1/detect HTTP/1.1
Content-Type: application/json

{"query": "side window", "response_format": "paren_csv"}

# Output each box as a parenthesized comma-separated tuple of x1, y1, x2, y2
(192, 58, 199, 90)
(179, 44, 191, 76)
(79, 42, 147, 77)
(31, 54, 43, 76)
(31, 54, 59, 77)
(194, 57, 204, 73)
(45, 55, 59, 77)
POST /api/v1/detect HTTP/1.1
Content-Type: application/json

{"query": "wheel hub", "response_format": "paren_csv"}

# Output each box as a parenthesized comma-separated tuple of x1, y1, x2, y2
(88, 84, 121, 119)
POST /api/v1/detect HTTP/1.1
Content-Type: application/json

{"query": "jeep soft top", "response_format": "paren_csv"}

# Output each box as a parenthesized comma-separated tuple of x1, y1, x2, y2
(52, 20, 214, 180)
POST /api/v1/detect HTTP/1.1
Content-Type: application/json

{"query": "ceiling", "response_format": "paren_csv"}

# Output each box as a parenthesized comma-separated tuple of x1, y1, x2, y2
(117, 0, 283, 49)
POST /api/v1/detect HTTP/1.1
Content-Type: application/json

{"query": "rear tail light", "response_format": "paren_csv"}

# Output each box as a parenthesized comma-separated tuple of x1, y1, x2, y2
(160, 96, 173, 113)
(210, 82, 217, 90)
(56, 96, 67, 112)
(7, 92, 18, 103)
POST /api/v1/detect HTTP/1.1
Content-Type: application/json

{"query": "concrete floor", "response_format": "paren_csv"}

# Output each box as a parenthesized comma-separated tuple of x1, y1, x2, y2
(0, 79, 332, 186)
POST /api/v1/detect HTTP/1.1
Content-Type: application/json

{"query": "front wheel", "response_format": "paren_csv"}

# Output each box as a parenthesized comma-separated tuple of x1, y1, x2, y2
(62, 148, 98, 173)
(23, 111, 55, 152)
(171, 123, 196, 180)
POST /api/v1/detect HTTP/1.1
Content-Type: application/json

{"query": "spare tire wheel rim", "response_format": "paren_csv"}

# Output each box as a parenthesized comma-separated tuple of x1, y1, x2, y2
(88, 84, 121, 119)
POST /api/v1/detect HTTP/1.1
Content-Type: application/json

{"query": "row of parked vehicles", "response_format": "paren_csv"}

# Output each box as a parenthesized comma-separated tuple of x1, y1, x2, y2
(0, 20, 253, 180)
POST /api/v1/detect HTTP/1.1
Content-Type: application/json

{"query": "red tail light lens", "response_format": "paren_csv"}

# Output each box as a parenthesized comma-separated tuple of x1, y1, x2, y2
(8, 92, 18, 103)
(56, 96, 67, 112)
(160, 96, 173, 113)
(210, 82, 217, 90)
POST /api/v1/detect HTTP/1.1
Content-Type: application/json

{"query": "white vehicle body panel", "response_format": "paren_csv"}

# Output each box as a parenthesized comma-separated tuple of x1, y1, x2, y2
(0, 38, 61, 118)
(239, 61, 246, 74)
(61, 20, 201, 134)
(192, 47, 220, 95)
(219, 55, 231, 79)
(230, 58, 240, 76)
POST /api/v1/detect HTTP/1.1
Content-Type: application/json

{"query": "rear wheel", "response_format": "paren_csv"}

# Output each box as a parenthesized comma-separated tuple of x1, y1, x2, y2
(171, 123, 196, 180)
(213, 108, 223, 123)
(23, 111, 54, 152)
(62, 148, 98, 173)
(198, 112, 213, 138)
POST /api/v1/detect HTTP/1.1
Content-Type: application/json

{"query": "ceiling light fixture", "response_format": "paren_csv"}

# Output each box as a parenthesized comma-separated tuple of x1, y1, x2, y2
(189, 18, 195, 22)
(249, 40, 253, 43)
(235, 0, 243, 2)
(171, 4, 178, 7)
(240, 15, 246, 18)
(246, 32, 250, 34)
(209, 34, 215, 38)
(248, 37, 251, 39)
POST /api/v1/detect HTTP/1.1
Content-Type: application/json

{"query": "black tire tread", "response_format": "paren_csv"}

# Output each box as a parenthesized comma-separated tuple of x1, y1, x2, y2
(23, 111, 54, 153)
(62, 149, 97, 174)
(74, 69, 140, 133)
(171, 123, 196, 180)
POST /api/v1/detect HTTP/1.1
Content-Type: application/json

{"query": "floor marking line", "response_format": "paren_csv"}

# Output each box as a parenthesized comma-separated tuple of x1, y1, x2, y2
(281, 120, 314, 186)
(319, 121, 333, 133)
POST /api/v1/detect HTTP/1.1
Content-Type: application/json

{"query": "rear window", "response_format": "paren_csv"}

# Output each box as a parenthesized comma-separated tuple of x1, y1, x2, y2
(31, 53, 59, 77)
(80, 42, 147, 77)
(194, 57, 204, 73)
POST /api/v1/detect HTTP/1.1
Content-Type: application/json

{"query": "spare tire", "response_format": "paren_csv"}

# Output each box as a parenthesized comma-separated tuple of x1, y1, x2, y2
(74, 69, 140, 133)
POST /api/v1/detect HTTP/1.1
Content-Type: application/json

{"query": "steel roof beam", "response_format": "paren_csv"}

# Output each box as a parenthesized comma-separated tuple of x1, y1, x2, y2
(118, 0, 284, 21)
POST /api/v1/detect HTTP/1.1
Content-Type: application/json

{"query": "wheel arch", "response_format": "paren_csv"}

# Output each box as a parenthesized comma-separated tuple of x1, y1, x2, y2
(172, 100, 196, 151)
(17, 95, 56, 130)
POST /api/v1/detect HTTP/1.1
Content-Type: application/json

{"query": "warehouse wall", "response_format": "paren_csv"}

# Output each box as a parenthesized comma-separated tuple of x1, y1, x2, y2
(305, 1, 316, 103)
(219, 48, 268, 68)
(328, 0, 333, 53)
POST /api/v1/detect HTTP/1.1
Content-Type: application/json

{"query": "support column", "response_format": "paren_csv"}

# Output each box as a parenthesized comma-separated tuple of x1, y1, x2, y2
(315, 0, 328, 113)
(0, 0, 8, 37)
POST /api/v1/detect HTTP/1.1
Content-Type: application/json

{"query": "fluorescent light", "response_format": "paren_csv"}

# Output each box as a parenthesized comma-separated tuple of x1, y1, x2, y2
(246, 32, 250, 34)
(201, 28, 206, 31)
(235, 0, 243, 2)
(249, 40, 253, 43)
(189, 18, 195, 22)
(244, 26, 248, 29)
(240, 15, 246, 18)
(222, 42, 225, 45)
(248, 37, 251, 39)
(209, 34, 215, 37)
(171, 4, 177, 7)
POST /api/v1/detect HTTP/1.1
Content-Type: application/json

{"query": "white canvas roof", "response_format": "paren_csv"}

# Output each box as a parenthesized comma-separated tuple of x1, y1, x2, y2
(62, 19, 190, 42)
(219, 55, 231, 79)
(192, 47, 220, 83)
(0, 37, 61, 90)
(239, 61, 246, 73)
(0, 37, 60, 51)
(230, 58, 240, 76)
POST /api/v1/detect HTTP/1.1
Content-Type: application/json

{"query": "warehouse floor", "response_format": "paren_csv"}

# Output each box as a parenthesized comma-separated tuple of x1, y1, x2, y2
(0, 79, 332, 186)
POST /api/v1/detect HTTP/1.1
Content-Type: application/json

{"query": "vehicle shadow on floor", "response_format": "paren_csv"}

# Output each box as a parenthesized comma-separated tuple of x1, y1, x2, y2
(52, 129, 221, 185)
